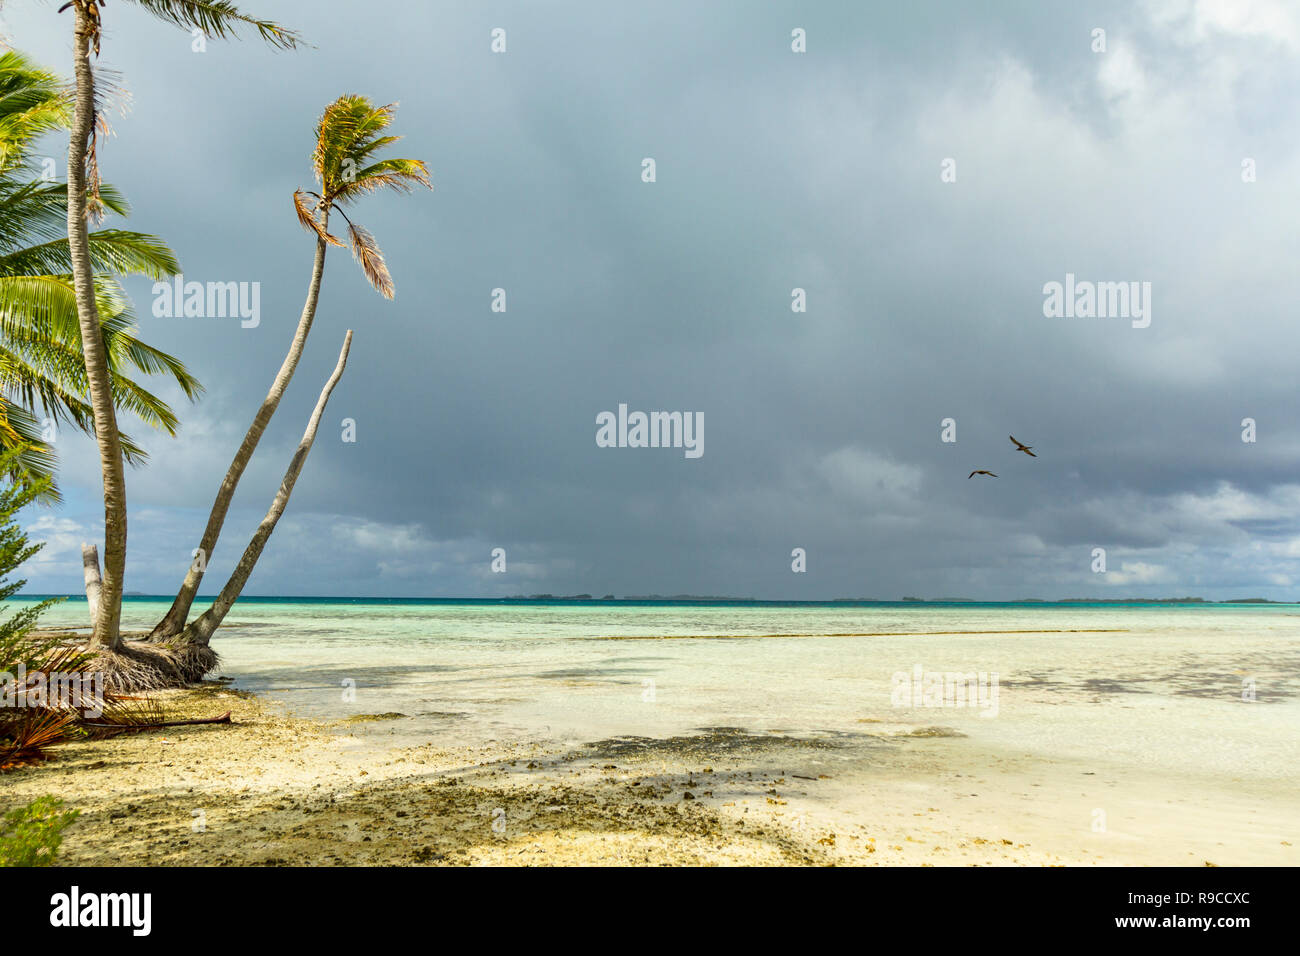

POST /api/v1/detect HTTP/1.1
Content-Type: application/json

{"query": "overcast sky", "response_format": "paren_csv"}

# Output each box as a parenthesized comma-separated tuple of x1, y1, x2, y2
(2, 0, 1299, 600)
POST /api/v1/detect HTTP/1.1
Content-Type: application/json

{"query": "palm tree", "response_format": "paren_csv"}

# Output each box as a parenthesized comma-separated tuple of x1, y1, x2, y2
(181, 330, 352, 645)
(59, 0, 300, 649)
(0, 50, 201, 503)
(151, 94, 429, 642)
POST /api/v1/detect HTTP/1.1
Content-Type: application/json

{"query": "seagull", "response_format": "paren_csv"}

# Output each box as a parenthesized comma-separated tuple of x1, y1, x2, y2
(1009, 436, 1037, 457)
(968, 470, 998, 479)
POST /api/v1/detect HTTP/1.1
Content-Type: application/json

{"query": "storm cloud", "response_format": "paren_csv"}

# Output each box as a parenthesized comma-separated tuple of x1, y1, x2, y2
(5, 0, 1300, 599)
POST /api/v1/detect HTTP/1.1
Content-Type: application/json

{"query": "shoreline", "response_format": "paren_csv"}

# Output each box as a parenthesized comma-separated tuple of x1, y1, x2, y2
(4, 683, 1293, 866)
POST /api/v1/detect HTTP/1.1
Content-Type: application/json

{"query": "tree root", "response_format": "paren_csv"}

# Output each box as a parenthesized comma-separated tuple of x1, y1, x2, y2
(87, 639, 220, 693)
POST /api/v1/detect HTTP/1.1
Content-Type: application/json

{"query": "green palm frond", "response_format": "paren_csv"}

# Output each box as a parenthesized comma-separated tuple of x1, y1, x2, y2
(0, 230, 179, 279)
(0, 51, 70, 176)
(0, 335, 94, 429)
(0, 271, 202, 482)
(312, 97, 430, 203)
(122, 0, 303, 49)
(0, 399, 60, 500)
(0, 181, 130, 250)
(302, 95, 429, 296)
(311, 95, 379, 191)
(332, 157, 431, 205)
(0, 274, 203, 419)
(0, 50, 207, 497)
(0, 183, 72, 249)
(0, 275, 79, 338)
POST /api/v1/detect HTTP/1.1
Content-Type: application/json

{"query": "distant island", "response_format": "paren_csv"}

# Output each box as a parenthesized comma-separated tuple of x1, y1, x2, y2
(507, 594, 754, 601)
(506, 594, 594, 601)
(878, 596, 1286, 605)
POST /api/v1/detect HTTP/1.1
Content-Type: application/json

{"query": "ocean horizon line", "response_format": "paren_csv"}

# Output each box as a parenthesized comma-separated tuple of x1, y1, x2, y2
(10, 594, 1298, 607)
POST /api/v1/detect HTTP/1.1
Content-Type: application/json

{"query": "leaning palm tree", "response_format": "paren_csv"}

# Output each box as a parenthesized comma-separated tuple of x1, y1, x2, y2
(150, 94, 429, 642)
(58, 0, 300, 650)
(0, 50, 201, 504)
(180, 329, 352, 645)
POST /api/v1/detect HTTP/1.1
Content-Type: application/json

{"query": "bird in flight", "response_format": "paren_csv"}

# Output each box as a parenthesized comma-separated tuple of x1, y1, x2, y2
(1009, 436, 1037, 457)
(968, 470, 998, 479)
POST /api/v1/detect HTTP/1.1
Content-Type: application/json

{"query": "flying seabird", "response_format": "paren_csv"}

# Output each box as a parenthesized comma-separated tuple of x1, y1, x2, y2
(1009, 436, 1037, 457)
(968, 470, 998, 479)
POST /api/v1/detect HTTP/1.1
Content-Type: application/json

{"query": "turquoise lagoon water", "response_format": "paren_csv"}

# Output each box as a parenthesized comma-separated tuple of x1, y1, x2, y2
(11, 598, 1300, 785)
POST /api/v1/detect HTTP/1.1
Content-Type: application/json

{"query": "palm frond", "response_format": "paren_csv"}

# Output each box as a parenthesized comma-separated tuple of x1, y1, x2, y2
(0, 51, 70, 175)
(0, 229, 179, 279)
(0, 270, 202, 465)
(0, 400, 59, 500)
(0, 707, 75, 768)
(123, 0, 303, 49)
(303, 95, 429, 295)
(292, 189, 342, 246)
(0, 181, 129, 252)
(346, 221, 392, 298)
(331, 157, 431, 205)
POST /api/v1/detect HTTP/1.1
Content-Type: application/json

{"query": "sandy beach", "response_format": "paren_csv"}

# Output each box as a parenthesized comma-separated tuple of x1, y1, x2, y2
(5, 671, 1294, 867)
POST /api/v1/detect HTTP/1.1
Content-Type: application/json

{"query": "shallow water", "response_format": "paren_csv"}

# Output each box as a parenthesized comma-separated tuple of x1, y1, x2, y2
(17, 599, 1300, 787)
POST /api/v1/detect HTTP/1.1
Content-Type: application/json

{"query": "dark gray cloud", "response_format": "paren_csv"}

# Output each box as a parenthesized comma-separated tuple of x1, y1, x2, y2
(5, 0, 1300, 599)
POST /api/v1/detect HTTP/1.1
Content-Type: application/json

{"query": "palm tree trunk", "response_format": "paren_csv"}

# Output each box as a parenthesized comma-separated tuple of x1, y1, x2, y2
(149, 230, 329, 641)
(181, 330, 352, 646)
(81, 542, 102, 624)
(68, 5, 125, 651)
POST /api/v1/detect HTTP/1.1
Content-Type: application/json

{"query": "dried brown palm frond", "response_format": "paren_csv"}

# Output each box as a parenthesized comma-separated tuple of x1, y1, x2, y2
(0, 707, 76, 769)
(80, 694, 165, 738)
(293, 189, 343, 246)
(83, 66, 129, 222)
(345, 221, 392, 298)
(83, 709, 232, 736)
(29, 641, 91, 678)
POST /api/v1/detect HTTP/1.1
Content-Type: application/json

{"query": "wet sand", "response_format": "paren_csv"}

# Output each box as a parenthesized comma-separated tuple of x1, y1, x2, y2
(4, 683, 1293, 866)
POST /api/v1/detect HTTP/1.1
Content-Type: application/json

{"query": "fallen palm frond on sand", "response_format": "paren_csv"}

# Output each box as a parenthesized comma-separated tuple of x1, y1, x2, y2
(0, 470, 230, 770)
(1, 634, 231, 770)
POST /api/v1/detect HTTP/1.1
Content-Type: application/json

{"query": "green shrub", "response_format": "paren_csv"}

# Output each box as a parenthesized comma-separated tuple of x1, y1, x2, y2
(0, 796, 79, 866)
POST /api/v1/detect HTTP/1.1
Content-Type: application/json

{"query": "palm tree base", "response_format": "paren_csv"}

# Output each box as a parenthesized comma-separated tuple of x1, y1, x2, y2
(87, 638, 219, 693)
